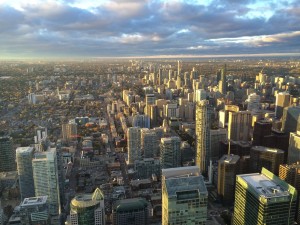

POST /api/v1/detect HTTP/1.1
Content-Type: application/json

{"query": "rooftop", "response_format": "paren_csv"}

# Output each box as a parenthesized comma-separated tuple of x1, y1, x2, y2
(16, 146, 34, 154)
(71, 188, 104, 208)
(251, 146, 284, 154)
(219, 154, 240, 164)
(21, 196, 48, 206)
(114, 198, 148, 213)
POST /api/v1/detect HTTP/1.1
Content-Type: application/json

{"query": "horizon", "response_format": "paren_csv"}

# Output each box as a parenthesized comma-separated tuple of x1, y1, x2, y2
(0, 0, 299, 58)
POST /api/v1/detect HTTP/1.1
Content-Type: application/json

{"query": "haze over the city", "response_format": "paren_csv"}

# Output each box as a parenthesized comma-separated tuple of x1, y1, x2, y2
(1, 0, 300, 59)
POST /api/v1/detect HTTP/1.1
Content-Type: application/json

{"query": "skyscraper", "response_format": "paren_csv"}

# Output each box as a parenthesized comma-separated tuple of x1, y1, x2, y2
(233, 168, 297, 225)
(219, 64, 227, 94)
(162, 166, 208, 225)
(32, 148, 61, 216)
(218, 154, 240, 204)
(195, 100, 212, 173)
(141, 128, 157, 158)
(0, 136, 16, 172)
(132, 114, 150, 129)
(246, 93, 261, 112)
(70, 188, 105, 225)
(127, 127, 141, 164)
(250, 146, 284, 175)
(62, 122, 77, 141)
(275, 92, 290, 119)
(279, 163, 300, 223)
(16, 147, 35, 200)
(112, 198, 149, 225)
(288, 131, 300, 164)
(228, 111, 252, 141)
(282, 106, 300, 133)
(160, 136, 181, 169)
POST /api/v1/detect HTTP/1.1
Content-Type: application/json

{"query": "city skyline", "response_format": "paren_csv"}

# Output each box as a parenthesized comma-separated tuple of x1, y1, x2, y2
(0, 0, 300, 58)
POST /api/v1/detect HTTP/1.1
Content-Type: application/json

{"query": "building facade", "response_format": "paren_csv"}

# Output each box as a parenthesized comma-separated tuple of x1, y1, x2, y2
(0, 136, 16, 172)
(160, 137, 181, 169)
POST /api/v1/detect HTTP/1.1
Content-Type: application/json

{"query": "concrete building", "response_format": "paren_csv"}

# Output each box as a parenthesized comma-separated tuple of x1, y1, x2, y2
(195, 89, 207, 102)
(127, 127, 141, 164)
(16, 147, 35, 200)
(0, 136, 16, 172)
(62, 122, 77, 141)
(218, 154, 240, 204)
(132, 114, 150, 129)
(288, 131, 300, 164)
(246, 93, 260, 112)
(195, 100, 212, 173)
(210, 128, 227, 162)
(162, 166, 207, 225)
(70, 188, 105, 225)
(282, 106, 300, 133)
(250, 146, 284, 175)
(275, 92, 290, 119)
(112, 198, 149, 225)
(228, 111, 252, 141)
(233, 168, 297, 225)
(160, 137, 181, 169)
(32, 148, 60, 216)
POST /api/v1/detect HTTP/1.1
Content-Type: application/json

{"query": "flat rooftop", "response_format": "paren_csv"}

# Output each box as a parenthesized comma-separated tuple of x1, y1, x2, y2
(238, 173, 290, 198)
(21, 196, 48, 206)
(219, 154, 240, 164)
(16, 146, 34, 154)
(251, 146, 284, 154)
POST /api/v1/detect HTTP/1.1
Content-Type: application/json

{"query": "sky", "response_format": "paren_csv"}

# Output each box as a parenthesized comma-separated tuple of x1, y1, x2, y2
(0, 0, 299, 58)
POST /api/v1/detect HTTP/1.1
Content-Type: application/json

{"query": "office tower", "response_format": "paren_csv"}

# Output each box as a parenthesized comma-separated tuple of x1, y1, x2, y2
(218, 154, 240, 204)
(253, 120, 272, 146)
(16, 147, 35, 200)
(279, 163, 300, 223)
(164, 103, 179, 118)
(177, 60, 182, 76)
(134, 158, 161, 179)
(216, 69, 221, 82)
(133, 114, 150, 129)
(195, 89, 207, 102)
(158, 69, 163, 85)
(141, 129, 157, 158)
(112, 198, 149, 225)
(233, 168, 297, 225)
(160, 136, 181, 169)
(288, 131, 300, 164)
(127, 127, 141, 164)
(0, 136, 16, 172)
(19, 196, 50, 225)
(219, 65, 226, 94)
(228, 111, 252, 141)
(250, 146, 284, 175)
(62, 122, 77, 141)
(149, 104, 158, 127)
(176, 75, 182, 89)
(145, 94, 155, 106)
(162, 166, 208, 225)
(275, 92, 290, 119)
(34, 126, 48, 152)
(246, 93, 260, 112)
(70, 188, 105, 225)
(282, 106, 300, 133)
(32, 148, 60, 216)
(210, 128, 227, 162)
(195, 100, 212, 173)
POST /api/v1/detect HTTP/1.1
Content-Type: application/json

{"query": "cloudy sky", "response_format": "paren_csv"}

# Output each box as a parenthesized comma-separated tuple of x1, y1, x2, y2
(0, 0, 299, 58)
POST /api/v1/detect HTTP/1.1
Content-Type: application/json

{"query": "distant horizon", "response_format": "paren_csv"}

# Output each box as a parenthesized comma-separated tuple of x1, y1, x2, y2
(0, 0, 299, 58)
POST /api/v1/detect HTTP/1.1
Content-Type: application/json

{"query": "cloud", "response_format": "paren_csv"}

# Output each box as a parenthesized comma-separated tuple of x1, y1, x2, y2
(0, 0, 299, 58)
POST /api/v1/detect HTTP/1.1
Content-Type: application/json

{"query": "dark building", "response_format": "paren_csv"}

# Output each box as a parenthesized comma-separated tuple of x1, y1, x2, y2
(250, 146, 284, 175)
(252, 121, 272, 146)
(112, 198, 149, 225)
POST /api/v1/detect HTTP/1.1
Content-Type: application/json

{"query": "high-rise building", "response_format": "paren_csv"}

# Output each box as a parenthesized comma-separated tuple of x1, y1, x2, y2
(250, 146, 284, 175)
(233, 168, 297, 225)
(194, 89, 207, 102)
(279, 163, 300, 223)
(162, 166, 208, 225)
(32, 148, 61, 216)
(134, 158, 161, 179)
(0, 136, 16, 172)
(218, 154, 240, 204)
(16, 147, 35, 200)
(112, 198, 149, 225)
(246, 93, 261, 112)
(228, 111, 252, 141)
(141, 129, 157, 158)
(252, 120, 272, 146)
(218, 65, 227, 95)
(195, 100, 212, 173)
(160, 136, 181, 169)
(282, 106, 300, 133)
(288, 131, 300, 164)
(132, 114, 150, 129)
(145, 94, 155, 106)
(62, 122, 77, 141)
(275, 92, 290, 119)
(34, 126, 48, 152)
(209, 128, 227, 162)
(19, 196, 50, 225)
(127, 127, 141, 164)
(70, 188, 105, 225)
